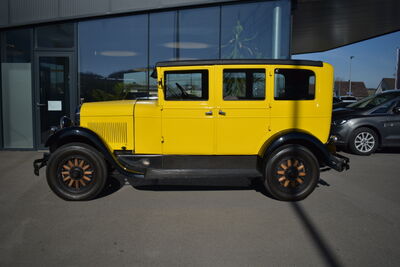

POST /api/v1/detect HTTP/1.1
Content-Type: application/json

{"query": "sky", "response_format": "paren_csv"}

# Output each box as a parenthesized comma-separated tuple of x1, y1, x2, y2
(293, 31, 400, 89)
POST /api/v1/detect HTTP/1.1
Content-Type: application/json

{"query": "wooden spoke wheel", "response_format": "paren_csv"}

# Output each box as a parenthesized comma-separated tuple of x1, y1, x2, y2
(59, 157, 95, 190)
(46, 143, 107, 201)
(263, 144, 319, 201)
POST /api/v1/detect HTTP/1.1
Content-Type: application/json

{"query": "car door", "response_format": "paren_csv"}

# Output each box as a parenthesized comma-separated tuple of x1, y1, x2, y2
(215, 65, 270, 155)
(384, 100, 400, 146)
(159, 66, 215, 154)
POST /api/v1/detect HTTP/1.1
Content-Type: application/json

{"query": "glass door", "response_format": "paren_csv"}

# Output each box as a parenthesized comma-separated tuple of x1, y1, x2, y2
(35, 53, 74, 147)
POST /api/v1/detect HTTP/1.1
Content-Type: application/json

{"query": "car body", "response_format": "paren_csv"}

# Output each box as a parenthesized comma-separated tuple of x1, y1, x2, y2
(34, 59, 349, 201)
(331, 90, 400, 155)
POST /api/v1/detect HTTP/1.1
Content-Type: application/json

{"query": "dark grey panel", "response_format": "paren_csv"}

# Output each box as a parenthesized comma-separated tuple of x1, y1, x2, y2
(0, 0, 8, 26)
(59, 0, 109, 18)
(10, 0, 58, 24)
(292, 0, 400, 54)
(110, 0, 224, 12)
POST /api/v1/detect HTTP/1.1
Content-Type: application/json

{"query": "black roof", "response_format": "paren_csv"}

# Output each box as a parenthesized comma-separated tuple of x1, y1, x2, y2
(155, 59, 323, 68)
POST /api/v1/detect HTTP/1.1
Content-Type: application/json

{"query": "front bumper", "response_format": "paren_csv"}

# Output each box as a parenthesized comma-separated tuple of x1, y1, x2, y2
(33, 152, 49, 176)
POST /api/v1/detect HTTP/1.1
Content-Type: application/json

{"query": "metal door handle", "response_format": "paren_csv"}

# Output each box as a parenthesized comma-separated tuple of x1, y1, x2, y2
(36, 103, 46, 107)
(219, 110, 226, 116)
(205, 111, 213, 116)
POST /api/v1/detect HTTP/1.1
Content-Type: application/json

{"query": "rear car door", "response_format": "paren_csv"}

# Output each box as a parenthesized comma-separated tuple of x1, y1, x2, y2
(215, 65, 270, 154)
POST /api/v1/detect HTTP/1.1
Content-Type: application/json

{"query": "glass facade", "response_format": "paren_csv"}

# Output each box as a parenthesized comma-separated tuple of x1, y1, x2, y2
(79, 15, 149, 102)
(0, 0, 291, 149)
(1, 29, 34, 148)
(79, 0, 291, 102)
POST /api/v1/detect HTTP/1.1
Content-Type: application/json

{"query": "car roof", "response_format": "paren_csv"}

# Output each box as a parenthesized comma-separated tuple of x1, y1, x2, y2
(155, 59, 323, 68)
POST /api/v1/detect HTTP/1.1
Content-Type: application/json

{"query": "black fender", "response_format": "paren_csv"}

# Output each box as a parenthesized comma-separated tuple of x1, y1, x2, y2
(46, 127, 144, 176)
(259, 131, 349, 171)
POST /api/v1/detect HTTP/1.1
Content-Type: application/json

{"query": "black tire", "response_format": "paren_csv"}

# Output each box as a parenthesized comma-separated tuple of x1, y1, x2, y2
(263, 144, 319, 201)
(46, 142, 108, 201)
(349, 127, 378, 156)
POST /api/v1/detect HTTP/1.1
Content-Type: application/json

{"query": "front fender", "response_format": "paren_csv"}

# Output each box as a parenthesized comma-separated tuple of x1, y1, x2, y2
(46, 127, 144, 176)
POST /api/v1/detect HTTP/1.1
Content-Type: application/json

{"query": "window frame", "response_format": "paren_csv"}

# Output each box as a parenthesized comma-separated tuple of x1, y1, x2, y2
(222, 68, 266, 101)
(164, 70, 209, 101)
(274, 68, 316, 101)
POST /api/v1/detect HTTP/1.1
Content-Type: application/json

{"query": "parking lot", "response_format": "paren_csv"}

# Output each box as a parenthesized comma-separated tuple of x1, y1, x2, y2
(1, 150, 400, 266)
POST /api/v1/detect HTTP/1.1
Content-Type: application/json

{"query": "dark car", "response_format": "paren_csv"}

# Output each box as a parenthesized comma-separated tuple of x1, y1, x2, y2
(331, 90, 400, 155)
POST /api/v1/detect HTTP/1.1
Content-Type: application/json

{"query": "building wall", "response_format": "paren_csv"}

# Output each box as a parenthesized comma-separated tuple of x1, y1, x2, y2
(0, 0, 238, 28)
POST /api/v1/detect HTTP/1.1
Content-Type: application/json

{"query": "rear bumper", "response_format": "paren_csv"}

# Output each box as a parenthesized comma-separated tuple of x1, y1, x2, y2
(326, 152, 350, 172)
(33, 153, 49, 176)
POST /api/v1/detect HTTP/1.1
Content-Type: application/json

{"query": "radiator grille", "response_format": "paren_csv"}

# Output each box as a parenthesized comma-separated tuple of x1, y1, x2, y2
(87, 122, 128, 145)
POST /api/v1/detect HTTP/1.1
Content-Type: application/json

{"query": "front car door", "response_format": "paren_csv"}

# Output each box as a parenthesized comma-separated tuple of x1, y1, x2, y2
(159, 66, 215, 154)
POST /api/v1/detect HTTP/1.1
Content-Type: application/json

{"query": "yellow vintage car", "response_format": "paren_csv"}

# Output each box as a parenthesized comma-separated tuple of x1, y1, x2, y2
(34, 59, 349, 201)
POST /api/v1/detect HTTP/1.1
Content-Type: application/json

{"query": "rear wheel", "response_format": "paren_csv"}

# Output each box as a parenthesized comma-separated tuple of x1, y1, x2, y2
(46, 143, 107, 201)
(263, 144, 319, 201)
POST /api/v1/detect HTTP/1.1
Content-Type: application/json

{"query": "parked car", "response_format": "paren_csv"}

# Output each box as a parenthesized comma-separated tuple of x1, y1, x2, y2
(331, 90, 400, 155)
(34, 59, 349, 202)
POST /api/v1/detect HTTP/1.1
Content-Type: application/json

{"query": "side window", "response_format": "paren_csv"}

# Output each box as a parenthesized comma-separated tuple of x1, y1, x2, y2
(274, 69, 316, 100)
(223, 69, 265, 100)
(371, 100, 395, 114)
(164, 70, 208, 100)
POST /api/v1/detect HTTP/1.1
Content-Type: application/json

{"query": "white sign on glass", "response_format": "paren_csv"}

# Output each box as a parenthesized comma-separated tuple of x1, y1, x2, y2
(48, 101, 62, 111)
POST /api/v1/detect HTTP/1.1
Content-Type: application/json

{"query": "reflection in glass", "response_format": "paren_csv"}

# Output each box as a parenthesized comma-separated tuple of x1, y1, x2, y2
(165, 71, 208, 100)
(179, 7, 219, 60)
(79, 15, 148, 102)
(1, 29, 33, 148)
(149, 11, 178, 93)
(221, 1, 289, 59)
(223, 69, 265, 100)
(36, 23, 74, 48)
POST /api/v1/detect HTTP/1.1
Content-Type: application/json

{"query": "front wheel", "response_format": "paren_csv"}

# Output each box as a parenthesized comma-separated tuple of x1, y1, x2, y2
(46, 143, 108, 201)
(349, 127, 378, 155)
(263, 144, 319, 201)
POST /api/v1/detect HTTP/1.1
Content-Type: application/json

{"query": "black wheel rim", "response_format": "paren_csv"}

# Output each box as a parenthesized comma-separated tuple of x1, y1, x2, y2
(57, 156, 96, 194)
(272, 157, 311, 194)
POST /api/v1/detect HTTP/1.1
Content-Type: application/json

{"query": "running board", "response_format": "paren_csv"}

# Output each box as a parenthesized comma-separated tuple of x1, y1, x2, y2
(144, 169, 262, 179)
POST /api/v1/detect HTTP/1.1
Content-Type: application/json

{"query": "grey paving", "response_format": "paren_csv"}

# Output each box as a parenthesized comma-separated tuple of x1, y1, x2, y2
(1, 150, 400, 266)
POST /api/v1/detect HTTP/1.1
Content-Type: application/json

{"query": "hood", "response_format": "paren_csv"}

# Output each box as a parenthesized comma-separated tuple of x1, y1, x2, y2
(332, 107, 368, 119)
(81, 100, 137, 117)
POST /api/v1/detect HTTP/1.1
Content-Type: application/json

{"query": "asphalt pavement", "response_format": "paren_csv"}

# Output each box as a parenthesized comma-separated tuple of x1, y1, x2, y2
(1, 149, 400, 266)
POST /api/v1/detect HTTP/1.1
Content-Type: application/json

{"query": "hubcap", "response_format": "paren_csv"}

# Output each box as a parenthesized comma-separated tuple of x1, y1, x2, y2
(60, 158, 94, 189)
(276, 159, 306, 188)
(355, 132, 375, 153)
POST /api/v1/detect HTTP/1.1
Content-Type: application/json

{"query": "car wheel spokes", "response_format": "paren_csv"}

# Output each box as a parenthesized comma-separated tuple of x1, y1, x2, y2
(60, 158, 94, 190)
(355, 132, 375, 153)
(276, 159, 306, 189)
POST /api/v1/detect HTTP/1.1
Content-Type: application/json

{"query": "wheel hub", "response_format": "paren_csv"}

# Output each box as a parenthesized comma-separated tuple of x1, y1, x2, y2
(285, 167, 299, 181)
(70, 167, 84, 180)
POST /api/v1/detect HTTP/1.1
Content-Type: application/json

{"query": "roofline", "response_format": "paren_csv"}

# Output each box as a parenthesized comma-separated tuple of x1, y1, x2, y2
(155, 59, 324, 68)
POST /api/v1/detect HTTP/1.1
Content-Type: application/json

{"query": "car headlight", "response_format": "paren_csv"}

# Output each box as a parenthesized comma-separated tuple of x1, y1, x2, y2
(59, 116, 72, 129)
(333, 119, 348, 126)
(75, 104, 81, 126)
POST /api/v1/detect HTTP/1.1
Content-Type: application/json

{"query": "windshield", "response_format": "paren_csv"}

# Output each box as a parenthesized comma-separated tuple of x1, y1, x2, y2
(347, 92, 399, 109)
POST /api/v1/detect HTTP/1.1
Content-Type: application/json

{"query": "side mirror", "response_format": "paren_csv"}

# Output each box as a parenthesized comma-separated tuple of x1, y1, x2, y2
(393, 106, 400, 114)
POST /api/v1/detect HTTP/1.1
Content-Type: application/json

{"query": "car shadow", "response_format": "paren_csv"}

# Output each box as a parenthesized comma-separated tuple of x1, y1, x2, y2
(376, 147, 400, 154)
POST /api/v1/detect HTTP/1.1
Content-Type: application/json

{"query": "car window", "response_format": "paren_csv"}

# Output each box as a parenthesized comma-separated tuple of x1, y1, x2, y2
(348, 92, 400, 109)
(164, 70, 208, 100)
(274, 69, 315, 100)
(371, 100, 394, 114)
(223, 69, 265, 100)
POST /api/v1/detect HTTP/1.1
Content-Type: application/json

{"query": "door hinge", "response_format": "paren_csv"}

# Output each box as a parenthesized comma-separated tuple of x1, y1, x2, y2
(161, 136, 164, 143)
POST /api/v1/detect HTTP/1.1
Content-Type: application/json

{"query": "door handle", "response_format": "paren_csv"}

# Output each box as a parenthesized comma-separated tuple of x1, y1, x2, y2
(205, 111, 213, 116)
(219, 110, 226, 116)
(36, 102, 46, 107)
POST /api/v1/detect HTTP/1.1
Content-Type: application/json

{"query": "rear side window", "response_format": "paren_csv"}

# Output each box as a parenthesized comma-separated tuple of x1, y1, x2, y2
(274, 69, 315, 100)
(223, 69, 265, 100)
(165, 70, 208, 100)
